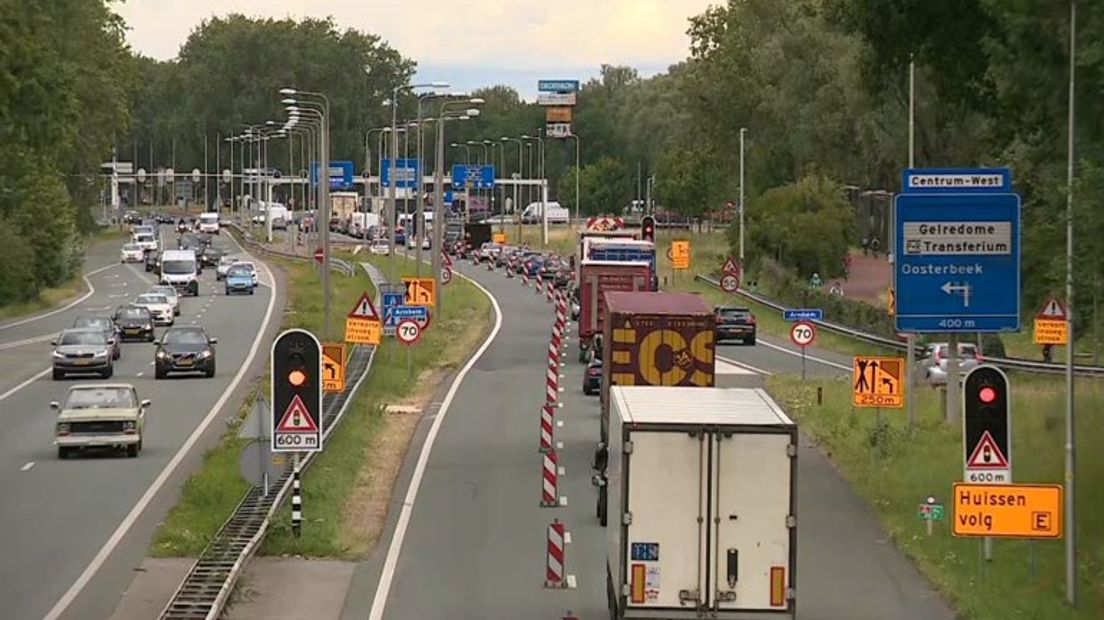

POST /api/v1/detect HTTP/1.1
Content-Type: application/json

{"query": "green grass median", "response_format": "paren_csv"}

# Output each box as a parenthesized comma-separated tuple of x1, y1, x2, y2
(766, 373, 1104, 619)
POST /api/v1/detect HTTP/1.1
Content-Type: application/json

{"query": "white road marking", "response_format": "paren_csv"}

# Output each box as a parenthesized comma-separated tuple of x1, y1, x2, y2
(368, 271, 503, 620)
(136, 372, 144, 377)
(0, 262, 118, 331)
(42, 256, 280, 620)
(716, 355, 772, 376)
(758, 338, 851, 372)
(0, 368, 51, 403)
(0, 334, 55, 351)
(20, 462, 34, 472)
(149, 362, 155, 366)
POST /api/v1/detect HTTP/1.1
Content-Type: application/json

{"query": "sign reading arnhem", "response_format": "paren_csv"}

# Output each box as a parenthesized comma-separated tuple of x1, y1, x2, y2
(894, 168, 1021, 334)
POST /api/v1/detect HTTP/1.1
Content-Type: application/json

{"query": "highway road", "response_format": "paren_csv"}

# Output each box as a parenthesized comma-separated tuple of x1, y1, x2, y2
(343, 258, 956, 619)
(0, 226, 281, 620)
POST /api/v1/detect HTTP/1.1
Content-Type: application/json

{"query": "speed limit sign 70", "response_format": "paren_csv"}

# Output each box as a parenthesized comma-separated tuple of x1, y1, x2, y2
(396, 319, 422, 345)
(790, 321, 816, 347)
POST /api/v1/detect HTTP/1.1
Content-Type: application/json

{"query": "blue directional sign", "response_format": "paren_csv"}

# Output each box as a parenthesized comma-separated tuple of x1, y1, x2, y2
(783, 308, 823, 321)
(895, 168, 1021, 333)
(452, 164, 496, 190)
(309, 160, 354, 189)
(381, 159, 421, 189)
(538, 79, 580, 93)
(389, 306, 428, 322)
(381, 292, 405, 328)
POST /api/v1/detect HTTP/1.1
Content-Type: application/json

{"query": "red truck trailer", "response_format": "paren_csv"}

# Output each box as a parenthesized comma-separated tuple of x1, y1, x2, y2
(578, 260, 653, 362)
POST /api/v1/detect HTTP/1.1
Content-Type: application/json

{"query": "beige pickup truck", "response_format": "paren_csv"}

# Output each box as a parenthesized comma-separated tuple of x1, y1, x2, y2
(53, 384, 149, 459)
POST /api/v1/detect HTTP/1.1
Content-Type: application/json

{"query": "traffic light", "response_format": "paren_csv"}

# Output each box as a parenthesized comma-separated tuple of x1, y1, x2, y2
(271, 328, 323, 451)
(641, 215, 656, 243)
(962, 364, 1011, 482)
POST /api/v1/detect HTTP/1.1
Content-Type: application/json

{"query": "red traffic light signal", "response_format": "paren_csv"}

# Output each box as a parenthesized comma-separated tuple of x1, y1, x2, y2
(641, 215, 656, 242)
(978, 386, 997, 404)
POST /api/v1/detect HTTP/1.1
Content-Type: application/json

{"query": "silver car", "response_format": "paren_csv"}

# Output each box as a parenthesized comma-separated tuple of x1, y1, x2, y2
(148, 285, 181, 316)
(918, 342, 982, 385)
(52, 328, 114, 379)
(216, 254, 238, 280)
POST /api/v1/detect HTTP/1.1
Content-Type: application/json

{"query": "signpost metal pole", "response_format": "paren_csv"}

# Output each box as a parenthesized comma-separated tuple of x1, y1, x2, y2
(801, 347, 806, 381)
(739, 127, 747, 263)
(906, 58, 917, 434)
(947, 334, 959, 424)
(1064, 0, 1078, 605)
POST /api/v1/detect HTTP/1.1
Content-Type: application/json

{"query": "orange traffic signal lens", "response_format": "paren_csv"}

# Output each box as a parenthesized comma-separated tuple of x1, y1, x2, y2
(288, 369, 307, 387)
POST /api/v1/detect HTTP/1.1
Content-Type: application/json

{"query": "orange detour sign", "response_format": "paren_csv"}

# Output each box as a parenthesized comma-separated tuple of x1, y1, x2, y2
(952, 483, 1063, 539)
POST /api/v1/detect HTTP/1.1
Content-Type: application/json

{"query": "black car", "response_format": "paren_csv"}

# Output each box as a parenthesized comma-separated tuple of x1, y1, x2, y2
(714, 306, 757, 345)
(113, 305, 155, 341)
(71, 315, 121, 360)
(144, 250, 161, 273)
(201, 246, 224, 268)
(154, 326, 217, 379)
(583, 357, 602, 396)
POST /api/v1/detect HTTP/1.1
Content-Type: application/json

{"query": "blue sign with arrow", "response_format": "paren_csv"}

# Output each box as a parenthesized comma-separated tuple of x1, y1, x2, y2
(894, 168, 1021, 333)
(381, 158, 421, 189)
(452, 164, 496, 190)
(381, 292, 405, 329)
(389, 306, 428, 322)
(783, 308, 823, 321)
(309, 160, 354, 190)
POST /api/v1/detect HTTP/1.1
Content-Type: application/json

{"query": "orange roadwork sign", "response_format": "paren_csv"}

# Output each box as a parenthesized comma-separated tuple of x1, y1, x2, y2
(952, 483, 1063, 539)
(852, 356, 904, 408)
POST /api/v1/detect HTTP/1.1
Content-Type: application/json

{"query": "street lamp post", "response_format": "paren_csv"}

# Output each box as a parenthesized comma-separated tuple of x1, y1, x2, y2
(739, 127, 747, 263)
(567, 132, 581, 222)
(501, 137, 524, 243)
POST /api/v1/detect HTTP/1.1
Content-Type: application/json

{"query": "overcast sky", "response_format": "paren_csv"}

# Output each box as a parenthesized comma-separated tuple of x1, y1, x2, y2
(115, 0, 716, 98)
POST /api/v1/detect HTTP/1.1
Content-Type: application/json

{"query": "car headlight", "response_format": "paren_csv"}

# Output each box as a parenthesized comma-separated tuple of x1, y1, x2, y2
(52, 350, 64, 359)
(56, 423, 70, 435)
(156, 350, 169, 359)
(198, 349, 212, 359)
(94, 350, 108, 358)
(123, 420, 136, 432)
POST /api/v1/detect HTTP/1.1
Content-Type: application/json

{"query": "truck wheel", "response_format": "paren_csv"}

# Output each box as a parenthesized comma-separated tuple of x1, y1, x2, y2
(597, 486, 608, 527)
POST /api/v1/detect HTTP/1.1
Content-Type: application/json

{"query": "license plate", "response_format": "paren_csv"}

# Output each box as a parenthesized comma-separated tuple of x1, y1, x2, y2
(177, 360, 193, 367)
(74, 359, 92, 365)
(124, 328, 139, 335)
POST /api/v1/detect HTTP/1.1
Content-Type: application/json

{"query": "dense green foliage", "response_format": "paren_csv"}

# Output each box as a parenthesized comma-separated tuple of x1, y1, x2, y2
(0, 0, 132, 303)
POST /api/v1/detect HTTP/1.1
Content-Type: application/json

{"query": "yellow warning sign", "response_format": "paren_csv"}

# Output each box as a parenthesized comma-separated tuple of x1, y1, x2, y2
(952, 483, 1063, 539)
(402, 277, 436, 307)
(492, 232, 507, 244)
(670, 240, 690, 270)
(1033, 318, 1068, 345)
(852, 356, 904, 408)
(345, 317, 381, 345)
(322, 343, 346, 393)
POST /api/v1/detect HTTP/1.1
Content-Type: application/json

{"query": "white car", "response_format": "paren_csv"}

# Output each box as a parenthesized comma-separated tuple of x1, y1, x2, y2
(216, 255, 238, 280)
(147, 285, 180, 316)
(132, 293, 174, 326)
(369, 240, 391, 255)
(231, 261, 258, 286)
(120, 243, 145, 263)
(133, 231, 159, 252)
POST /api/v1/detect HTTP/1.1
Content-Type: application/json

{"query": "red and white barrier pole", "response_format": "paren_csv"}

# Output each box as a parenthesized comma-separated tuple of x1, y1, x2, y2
(541, 450, 561, 507)
(536, 271, 544, 295)
(539, 404, 555, 453)
(546, 281, 555, 303)
(545, 519, 567, 588)
(546, 361, 561, 404)
(523, 270, 530, 287)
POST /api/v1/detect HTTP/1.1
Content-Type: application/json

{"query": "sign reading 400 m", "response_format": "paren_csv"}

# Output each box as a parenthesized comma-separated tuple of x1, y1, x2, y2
(895, 168, 1021, 334)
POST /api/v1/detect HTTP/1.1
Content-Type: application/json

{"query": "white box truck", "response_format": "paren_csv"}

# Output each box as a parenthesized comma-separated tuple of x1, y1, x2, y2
(603, 386, 797, 620)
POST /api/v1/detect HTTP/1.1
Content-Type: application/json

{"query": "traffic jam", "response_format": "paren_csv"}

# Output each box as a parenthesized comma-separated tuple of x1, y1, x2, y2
(445, 216, 799, 620)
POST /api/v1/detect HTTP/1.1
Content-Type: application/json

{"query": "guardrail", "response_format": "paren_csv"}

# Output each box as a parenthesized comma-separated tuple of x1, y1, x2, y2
(695, 273, 1104, 377)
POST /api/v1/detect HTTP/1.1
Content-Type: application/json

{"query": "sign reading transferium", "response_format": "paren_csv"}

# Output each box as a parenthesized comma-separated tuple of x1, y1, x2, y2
(452, 164, 495, 190)
(538, 79, 580, 93)
(537, 92, 577, 106)
(894, 168, 1021, 333)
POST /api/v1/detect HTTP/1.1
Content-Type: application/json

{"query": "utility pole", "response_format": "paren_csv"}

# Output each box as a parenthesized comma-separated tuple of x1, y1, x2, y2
(1064, 0, 1078, 606)
(738, 128, 747, 262)
(906, 58, 917, 433)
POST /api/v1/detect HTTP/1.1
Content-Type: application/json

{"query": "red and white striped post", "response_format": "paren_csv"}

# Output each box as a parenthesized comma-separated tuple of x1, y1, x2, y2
(545, 519, 567, 588)
(546, 281, 555, 303)
(523, 270, 531, 288)
(506, 257, 515, 278)
(546, 359, 561, 404)
(541, 450, 560, 507)
(539, 404, 555, 453)
(536, 271, 544, 295)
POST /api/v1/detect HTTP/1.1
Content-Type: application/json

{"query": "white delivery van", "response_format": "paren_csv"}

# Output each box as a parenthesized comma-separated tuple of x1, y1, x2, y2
(349, 212, 381, 237)
(197, 212, 220, 234)
(267, 204, 289, 230)
(160, 249, 200, 296)
(132, 231, 159, 253)
(521, 201, 569, 224)
(601, 386, 797, 620)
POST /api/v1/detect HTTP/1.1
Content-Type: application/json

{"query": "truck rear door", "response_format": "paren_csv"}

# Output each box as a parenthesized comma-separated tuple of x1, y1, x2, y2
(624, 431, 706, 611)
(710, 432, 795, 614)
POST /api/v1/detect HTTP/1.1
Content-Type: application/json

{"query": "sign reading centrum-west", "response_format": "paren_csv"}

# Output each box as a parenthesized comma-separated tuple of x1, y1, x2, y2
(894, 168, 1021, 333)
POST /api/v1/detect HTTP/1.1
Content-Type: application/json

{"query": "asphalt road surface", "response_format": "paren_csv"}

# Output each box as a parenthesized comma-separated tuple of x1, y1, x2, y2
(0, 226, 280, 620)
(343, 258, 955, 619)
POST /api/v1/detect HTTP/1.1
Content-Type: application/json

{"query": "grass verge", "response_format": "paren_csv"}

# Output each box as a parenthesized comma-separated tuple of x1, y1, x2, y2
(766, 373, 1104, 619)
(150, 255, 377, 556)
(261, 251, 492, 557)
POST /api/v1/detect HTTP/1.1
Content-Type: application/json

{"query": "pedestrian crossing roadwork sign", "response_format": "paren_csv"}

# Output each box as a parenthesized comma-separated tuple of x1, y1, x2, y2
(852, 356, 904, 408)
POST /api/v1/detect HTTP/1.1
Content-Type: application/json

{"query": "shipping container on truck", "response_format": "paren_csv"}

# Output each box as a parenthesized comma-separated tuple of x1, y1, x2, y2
(579, 260, 653, 363)
(599, 291, 716, 443)
(603, 386, 797, 620)
(577, 230, 639, 281)
(465, 222, 492, 251)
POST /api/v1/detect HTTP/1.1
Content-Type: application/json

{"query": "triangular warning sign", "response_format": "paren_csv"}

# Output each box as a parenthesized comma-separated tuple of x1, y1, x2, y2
(276, 394, 319, 433)
(722, 256, 740, 275)
(1036, 298, 1067, 320)
(966, 431, 1008, 469)
(348, 292, 379, 319)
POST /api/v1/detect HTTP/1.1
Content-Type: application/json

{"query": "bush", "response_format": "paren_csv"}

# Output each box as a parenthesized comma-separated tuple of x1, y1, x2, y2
(0, 225, 38, 304)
